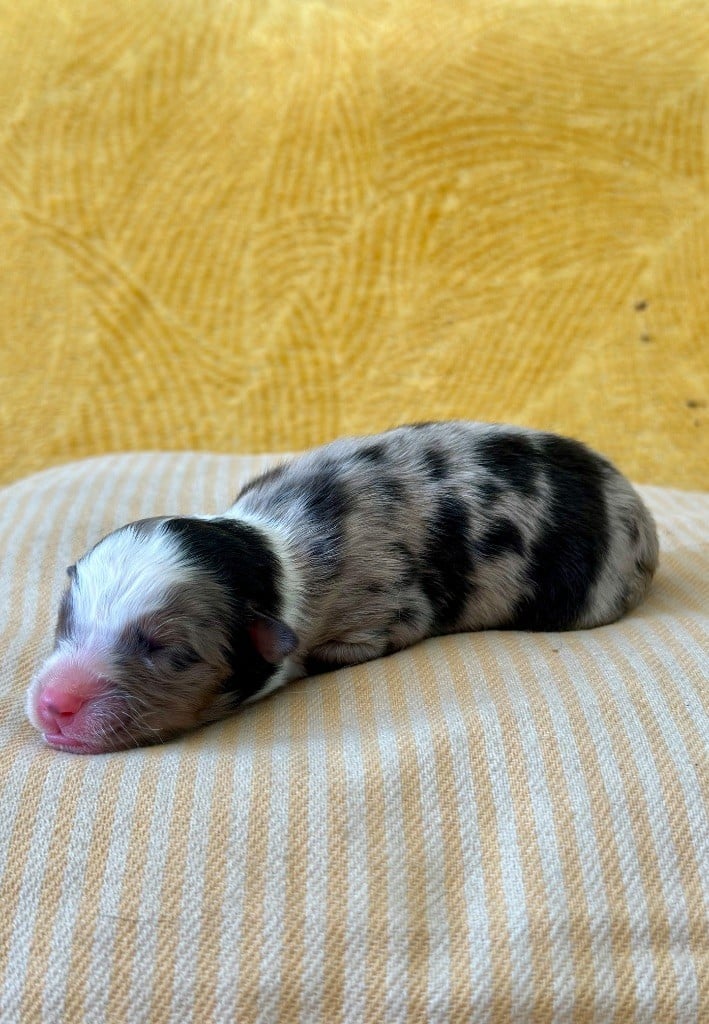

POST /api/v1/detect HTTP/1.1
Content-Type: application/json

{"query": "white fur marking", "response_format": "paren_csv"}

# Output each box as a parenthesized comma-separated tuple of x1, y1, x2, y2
(70, 524, 199, 647)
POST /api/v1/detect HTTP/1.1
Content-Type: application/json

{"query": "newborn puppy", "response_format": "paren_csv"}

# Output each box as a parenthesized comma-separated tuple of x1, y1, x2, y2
(27, 422, 659, 754)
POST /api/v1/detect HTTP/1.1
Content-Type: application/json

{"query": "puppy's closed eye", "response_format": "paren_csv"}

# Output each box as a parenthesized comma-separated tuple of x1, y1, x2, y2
(128, 626, 200, 670)
(122, 624, 166, 659)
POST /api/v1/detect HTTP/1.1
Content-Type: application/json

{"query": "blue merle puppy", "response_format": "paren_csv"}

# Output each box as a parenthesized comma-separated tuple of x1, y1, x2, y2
(27, 422, 658, 753)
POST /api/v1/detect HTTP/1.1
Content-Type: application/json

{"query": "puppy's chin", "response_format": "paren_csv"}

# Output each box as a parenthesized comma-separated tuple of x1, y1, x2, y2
(41, 732, 119, 755)
(42, 729, 172, 755)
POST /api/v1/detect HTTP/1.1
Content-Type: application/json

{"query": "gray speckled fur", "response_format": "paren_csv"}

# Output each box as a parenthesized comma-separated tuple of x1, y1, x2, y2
(33, 421, 659, 750)
(231, 421, 658, 680)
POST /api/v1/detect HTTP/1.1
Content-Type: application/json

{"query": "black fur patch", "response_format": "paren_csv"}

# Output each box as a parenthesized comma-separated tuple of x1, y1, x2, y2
(378, 477, 408, 504)
(303, 654, 343, 676)
(395, 605, 420, 626)
(476, 432, 541, 496)
(164, 517, 284, 701)
(309, 535, 342, 580)
(475, 518, 526, 560)
(355, 443, 387, 464)
(477, 478, 505, 505)
(248, 466, 349, 580)
(420, 491, 473, 628)
(302, 470, 350, 529)
(298, 469, 349, 579)
(423, 447, 449, 481)
(510, 436, 609, 630)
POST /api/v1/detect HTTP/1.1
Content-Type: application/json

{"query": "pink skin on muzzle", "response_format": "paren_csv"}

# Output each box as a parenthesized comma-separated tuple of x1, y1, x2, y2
(29, 658, 113, 754)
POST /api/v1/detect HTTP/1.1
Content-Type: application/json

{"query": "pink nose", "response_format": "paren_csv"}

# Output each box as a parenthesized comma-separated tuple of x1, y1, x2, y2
(38, 687, 88, 732)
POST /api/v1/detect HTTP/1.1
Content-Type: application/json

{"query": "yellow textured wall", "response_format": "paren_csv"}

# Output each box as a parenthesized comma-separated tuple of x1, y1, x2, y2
(0, 0, 707, 488)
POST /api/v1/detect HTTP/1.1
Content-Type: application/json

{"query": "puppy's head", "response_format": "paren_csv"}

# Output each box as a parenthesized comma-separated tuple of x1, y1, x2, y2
(26, 517, 298, 753)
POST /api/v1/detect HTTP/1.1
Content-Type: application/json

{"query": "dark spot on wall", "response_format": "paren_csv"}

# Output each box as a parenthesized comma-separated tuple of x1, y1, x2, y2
(476, 433, 541, 496)
(639, 333, 652, 343)
(686, 399, 705, 409)
(510, 435, 609, 630)
(420, 491, 473, 628)
(634, 299, 648, 311)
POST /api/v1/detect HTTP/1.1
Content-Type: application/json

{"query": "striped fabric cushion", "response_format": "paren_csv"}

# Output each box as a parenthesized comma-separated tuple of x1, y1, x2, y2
(0, 453, 707, 1023)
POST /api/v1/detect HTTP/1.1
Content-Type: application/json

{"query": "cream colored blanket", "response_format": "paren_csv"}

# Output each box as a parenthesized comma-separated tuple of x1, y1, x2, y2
(0, 453, 706, 1022)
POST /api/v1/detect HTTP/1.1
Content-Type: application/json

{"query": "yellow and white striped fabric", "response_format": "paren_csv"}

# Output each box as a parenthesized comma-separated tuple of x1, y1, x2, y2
(0, 453, 707, 1023)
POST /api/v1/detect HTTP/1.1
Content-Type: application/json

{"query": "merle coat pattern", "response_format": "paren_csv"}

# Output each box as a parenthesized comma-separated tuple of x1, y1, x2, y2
(27, 422, 659, 753)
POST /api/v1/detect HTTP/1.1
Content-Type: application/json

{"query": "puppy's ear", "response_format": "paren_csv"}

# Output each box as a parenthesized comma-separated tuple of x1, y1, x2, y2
(66, 564, 77, 581)
(248, 611, 299, 664)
